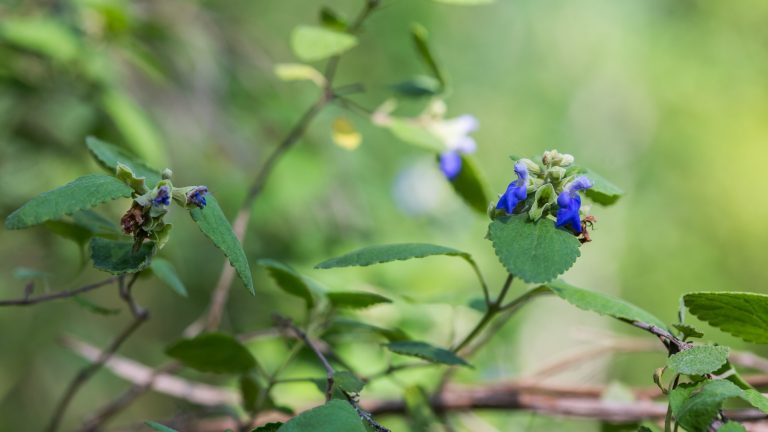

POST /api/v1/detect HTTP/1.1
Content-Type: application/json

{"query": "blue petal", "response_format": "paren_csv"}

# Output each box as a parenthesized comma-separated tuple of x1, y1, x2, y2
(439, 151, 463, 180)
(556, 192, 582, 233)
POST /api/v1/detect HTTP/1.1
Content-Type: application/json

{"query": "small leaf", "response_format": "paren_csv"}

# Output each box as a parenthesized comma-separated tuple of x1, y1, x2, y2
(546, 279, 668, 329)
(145, 421, 178, 432)
(579, 168, 623, 206)
(326, 317, 410, 342)
(150, 258, 188, 297)
(410, 24, 445, 88)
(667, 346, 730, 375)
(190, 194, 254, 295)
(274, 63, 326, 87)
(5, 175, 133, 230)
(673, 323, 704, 340)
(684, 292, 768, 344)
(446, 154, 491, 214)
(391, 75, 441, 98)
(386, 341, 470, 367)
(90, 238, 156, 274)
(277, 400, 366, 432)
(670, 380, 743, 432)
(86, 136, 162, 186)
(240, 374, 260, 413)
(316, 243, 472, 269)
(327, 291, 391, 309)
(332, 117, 362, 150)
(0, 17, 79, 62)
(290, 26, 358, 62)
(489, 215, 581, 283)
(165, 333, 256, 374)
(319, 7, 348, 31)
(333, 371, 364, 393)
(741, 389, 768, 414)
(257, 259, 314, 308)
(252, 423, 283, 432)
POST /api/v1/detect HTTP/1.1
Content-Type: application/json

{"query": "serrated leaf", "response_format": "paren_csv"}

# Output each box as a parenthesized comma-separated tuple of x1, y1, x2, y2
(190, 194, 254, 295)
(410, 24, 445, 88)
(0, 17, 79, 62)
(274, 63, 326, 87)
(290, 26, 358, 62)
(327, 291, 391, 309)
(489, 215, 581, 283)
(580, 168, 623, 206)
(667, 346, 730, 375)
(446, 154, 490, 214)
(101, 91, 165, 167)
(145, 421, 178, 432)
(253, 423, 283, 432)
(671, 380, 743, 432)
(673, 323, 704, 340)
(240, 374, 260, 413)
(334, 371, 364, 393)
(86, 136, 162, 186)
(546, 279, 668, 329)
(277, 400, 366, 432)
(257, 259, 313, 308)
(316, 243, 472, 269)
(150, 258, 188, 297)
(326, 318, 410, 342)
(684, 292, 768, 344)
(165, 333, 256, 374)
(90, 238, 156, 274)
(741, 389, 768, 413)
(5, 175, 133, 230)
(386, 341, 470, 367)
(391, 75, 441, 98)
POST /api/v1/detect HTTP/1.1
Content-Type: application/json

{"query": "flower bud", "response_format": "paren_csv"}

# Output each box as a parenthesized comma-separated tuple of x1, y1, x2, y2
(548, 166, 566, 182)
(559, 153, 575, 167)
(162, 168, 173, 180)
(517, 158, 541, 175)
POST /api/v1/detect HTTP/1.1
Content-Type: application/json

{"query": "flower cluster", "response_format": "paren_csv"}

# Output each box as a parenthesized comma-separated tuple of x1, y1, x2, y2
(493, 150, 594, 238)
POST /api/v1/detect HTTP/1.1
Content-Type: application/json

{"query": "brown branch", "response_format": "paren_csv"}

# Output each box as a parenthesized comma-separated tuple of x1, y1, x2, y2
(45, 275, 149, 432)
(0, 277, 117, 306)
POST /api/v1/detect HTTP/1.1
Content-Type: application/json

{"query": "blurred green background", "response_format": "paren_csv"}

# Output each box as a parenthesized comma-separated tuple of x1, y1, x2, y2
(2, 0, 768, 430)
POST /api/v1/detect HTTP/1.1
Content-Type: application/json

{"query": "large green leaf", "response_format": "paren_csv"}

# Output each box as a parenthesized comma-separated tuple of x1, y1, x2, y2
(86, 136, 162, 186)
(326, 318, 410, 342)
(277, 400, 366, 432)
(190, 194, 254, 295)
(410, 23, 445, 88)
(165, 333, 256, 374)
(90, 238, 156, 274)
(670, 380, 743, 432)
(4, 175, 133, 230)
(741, 389, 768, 413)
(327, 291, 392, 309)
(290, 26, 358, 62)
(546, 279, 668, 329)
(316, 243, 471, 269)
(150, 258, 188, 297)
(489, 215, 581, 283)
(684, 292, 768, 344)
(667, 346, 730, 375)
(386, 341, 470, 367)
(446, 154, 491, 214)
(580, 168, 623, 206)
(257, 259, 314, 308)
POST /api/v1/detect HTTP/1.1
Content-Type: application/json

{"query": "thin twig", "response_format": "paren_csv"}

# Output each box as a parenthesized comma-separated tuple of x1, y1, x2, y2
(45, 275, 149, 432)
(0, 277, 117, 306)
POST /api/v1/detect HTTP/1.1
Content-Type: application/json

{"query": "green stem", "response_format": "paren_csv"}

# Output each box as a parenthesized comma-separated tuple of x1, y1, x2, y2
(452, 274, 514, 353)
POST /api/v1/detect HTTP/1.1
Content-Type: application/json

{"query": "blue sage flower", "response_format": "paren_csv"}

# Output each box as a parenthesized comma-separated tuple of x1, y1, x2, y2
(186, 186, 209, 208)
(556, 176, 592, 233)
(496, 162, 529, 214)
(152, 185, 171, 207)
(434, 115, 479, 180)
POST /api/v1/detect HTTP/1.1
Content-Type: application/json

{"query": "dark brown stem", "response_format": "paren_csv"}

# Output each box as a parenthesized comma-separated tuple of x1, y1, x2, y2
(0, 277, 117, 306)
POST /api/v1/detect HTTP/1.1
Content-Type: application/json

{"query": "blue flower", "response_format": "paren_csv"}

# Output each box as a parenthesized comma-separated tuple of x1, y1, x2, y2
(556, 176, 592, 233)
(152, 186, 171, 207)
(186, 186, 208, 208)
(434, 115, 479, 180)
(496, 162, 529, 214)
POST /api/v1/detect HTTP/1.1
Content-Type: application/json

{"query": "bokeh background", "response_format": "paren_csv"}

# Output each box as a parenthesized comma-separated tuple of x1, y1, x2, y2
(2, 0, 768, 430)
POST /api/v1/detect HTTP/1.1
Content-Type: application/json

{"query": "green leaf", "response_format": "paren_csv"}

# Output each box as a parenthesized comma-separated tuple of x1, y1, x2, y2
(580, 168, 623, 206)
(0, 17, 79, 62)
(670, 380, 743, 432)
(667, 346, 730, 375)
(391, 75, 441, 98)
(673, 323, 704, 340)
(253, 424, 283, 432)
(317, 243, 471, 269)
(718, 422, 747, 432)
(101, 90, 166, 167)
(386, 119, 444, 151)
(277, 400, 366, 432)
(144, 421, 178, 432)
(327, 291, 392, 309)
(386, 341, 471, 367)
(290, 26, 358, 62)
(257, 259, 314, 308)
(410, 23, 445, 88)
(150, 258, 188, 297)
(741, 389, 768, 413)
(326, 318, 410, 342)
(274, 63, 326, 87)
(90, 238, 156, 274)
(190, 194, 254, 295)
(4, 175, 133, 230)
(488, 215, 581, 283)
(319, 7, 348, 31)
(684, 292, 768, 344)
(546, 279, 668, 329)
(45, 220, 93, 246)
(86, 136, 162, 186)
(333, 371, 364, 393)
(72, 295, 121, 316)
(240, 374, 260, 413)
(446, 154, 491, 214)
(165, 333, 256, 374)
